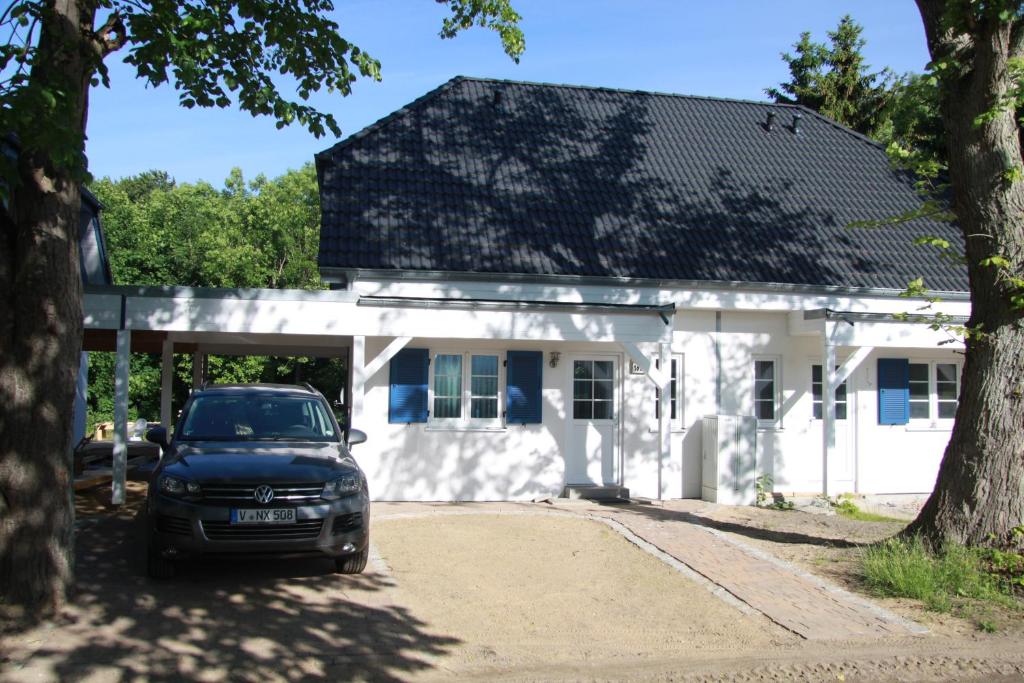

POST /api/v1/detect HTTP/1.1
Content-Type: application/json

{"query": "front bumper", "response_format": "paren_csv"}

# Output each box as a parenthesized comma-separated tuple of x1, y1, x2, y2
(148, 493, 369, 559)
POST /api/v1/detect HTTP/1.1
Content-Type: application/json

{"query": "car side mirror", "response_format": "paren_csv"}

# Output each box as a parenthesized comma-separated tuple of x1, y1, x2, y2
(146, 426, 169, 449)
(347, 428, 367, 447)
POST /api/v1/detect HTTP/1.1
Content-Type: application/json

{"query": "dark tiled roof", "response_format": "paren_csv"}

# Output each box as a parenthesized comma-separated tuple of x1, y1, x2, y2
(316, 76, 967, 292)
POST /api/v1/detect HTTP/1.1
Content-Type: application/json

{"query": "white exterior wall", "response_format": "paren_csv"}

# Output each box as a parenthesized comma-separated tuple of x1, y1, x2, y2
(82, 280, 967, 502)
(671, 311, 960, 497)
(354, 310, 959, 501)
(358, 337, 647, 501)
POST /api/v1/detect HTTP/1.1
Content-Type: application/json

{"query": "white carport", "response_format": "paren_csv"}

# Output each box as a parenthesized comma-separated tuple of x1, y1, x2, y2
(82, 285, 675, 504)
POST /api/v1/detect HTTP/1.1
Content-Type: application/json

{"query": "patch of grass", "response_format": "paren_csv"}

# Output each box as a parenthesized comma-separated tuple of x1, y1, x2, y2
(833, 499, 905, 523)
(861, 537, 1021, 616)
(978, 619, 998, 633)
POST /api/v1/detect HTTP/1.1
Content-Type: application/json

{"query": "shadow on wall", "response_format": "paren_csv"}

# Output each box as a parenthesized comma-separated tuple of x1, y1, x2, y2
(17, 506, 458, 680)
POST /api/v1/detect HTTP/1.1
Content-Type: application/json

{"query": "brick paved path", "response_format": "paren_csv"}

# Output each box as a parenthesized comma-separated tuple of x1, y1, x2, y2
(375, 501, 925, 642)
(583, 504, 926, 641)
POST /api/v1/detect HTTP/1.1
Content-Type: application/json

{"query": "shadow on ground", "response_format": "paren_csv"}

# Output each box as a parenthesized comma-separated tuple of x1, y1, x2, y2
(6, 485, 458, 682)
(603, 502, 870, 549)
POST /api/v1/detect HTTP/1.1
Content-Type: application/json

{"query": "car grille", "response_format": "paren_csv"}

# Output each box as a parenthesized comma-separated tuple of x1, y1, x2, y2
(156, 515, 192, 537)
(331, 512, 363, 535)
(201, 519, 324, 542)
(199, 483, 323, 505)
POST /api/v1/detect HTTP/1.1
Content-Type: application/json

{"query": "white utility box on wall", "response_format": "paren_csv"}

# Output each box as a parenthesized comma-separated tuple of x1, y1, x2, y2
(701, 415, 758, 505)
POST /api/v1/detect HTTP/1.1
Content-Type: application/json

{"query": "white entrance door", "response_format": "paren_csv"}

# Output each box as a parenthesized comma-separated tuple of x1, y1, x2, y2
(814, 363, 856, 492)
(566, 356, 618, 485)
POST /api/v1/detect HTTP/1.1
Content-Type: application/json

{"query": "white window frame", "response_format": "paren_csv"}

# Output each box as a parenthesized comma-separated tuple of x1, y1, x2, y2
(571, 357, 617, 422)
(652, 353, 685, 431)
(427, 349, 505, 429)
(907, 359, 961, 429)
(753, 355, 782, 429)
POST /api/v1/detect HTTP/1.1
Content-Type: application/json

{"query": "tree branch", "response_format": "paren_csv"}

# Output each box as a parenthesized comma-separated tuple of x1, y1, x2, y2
(91, 10, 126, 57)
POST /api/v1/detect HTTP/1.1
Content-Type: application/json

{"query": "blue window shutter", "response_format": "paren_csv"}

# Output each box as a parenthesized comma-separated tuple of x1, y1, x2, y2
(506, 351, 543, 424)
(877, 358, 910, 425)
(389, 348, 429, 423)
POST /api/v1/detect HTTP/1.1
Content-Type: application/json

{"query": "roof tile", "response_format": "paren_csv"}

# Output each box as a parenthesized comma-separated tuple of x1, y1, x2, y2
(316, 76, 967, 292)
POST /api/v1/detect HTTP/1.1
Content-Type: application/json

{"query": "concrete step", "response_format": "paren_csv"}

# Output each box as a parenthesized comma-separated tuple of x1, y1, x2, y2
(562, 485, 631, 502)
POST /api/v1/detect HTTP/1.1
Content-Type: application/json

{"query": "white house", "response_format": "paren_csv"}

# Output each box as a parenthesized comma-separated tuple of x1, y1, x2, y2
(84, 77, 969, 504)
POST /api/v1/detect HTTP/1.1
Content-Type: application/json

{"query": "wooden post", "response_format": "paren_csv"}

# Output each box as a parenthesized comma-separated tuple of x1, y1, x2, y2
(160, 337, 173, 432)
(191, 348, 204, 390)
(822, 324, 837, 499)
(112, 329, 131, 505)
(350, 336, 366, 429)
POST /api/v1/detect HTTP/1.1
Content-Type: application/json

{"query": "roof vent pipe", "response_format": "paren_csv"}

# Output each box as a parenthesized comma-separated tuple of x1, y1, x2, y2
(792, 112, 803, 135)
(766, 111, 776, 132)
(493, 89, 503, 107)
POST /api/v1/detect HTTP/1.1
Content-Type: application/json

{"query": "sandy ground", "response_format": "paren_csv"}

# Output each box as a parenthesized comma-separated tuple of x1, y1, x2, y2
(2, 488, 1023, 682)
(371, 513, 796, 677)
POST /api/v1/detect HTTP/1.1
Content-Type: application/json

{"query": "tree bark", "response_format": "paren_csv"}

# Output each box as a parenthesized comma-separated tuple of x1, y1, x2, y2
(906, 2, 1024, 548)
(0, 0, 95, 615)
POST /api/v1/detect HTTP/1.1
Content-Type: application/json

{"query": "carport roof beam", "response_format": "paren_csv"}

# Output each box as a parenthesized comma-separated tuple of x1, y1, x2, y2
(357, 295, 676, 320)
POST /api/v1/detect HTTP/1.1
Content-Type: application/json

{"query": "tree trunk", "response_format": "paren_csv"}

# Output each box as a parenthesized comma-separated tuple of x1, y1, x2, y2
(906, 3, 1024, 548)
(0, 0, 95, 615)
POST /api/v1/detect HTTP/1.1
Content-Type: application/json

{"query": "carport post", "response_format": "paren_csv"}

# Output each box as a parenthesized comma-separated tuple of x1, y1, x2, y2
(112, 329, 131, 505)
(822, 326, 837, 499)
(160, 337, 173, 431)
(191, 349, 205, 389)
(350, 336, 365, 428)
(657, 342, 671, 500)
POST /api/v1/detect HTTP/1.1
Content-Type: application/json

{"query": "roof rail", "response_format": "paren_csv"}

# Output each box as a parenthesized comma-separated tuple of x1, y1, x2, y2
(302, 382, 317, 394)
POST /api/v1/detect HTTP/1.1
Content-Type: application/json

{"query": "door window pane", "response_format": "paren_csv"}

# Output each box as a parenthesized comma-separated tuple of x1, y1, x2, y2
(909, 362, 930, 419)
(470, 354, 499, 419)
(574, 360, 614, 420)
(812, 364, 848, 420)
(754, 360, 776, 421)
(433, 354, 462, 418)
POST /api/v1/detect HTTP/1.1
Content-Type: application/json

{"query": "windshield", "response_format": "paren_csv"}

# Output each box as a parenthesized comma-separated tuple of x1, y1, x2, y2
(179, 394, 338, 442)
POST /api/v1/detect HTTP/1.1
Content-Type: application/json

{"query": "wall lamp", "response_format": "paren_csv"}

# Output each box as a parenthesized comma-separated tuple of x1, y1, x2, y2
(549, 351, 561, 368)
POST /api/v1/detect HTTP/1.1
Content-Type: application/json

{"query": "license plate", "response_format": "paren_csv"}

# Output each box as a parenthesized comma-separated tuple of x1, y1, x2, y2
(231, 508, 296, 524)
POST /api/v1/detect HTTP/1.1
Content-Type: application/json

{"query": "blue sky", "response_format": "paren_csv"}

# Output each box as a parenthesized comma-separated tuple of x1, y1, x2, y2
(86, 1, 931, 185)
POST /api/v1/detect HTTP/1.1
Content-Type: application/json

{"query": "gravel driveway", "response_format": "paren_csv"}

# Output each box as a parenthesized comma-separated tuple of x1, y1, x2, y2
(3, 488, 1024, 682)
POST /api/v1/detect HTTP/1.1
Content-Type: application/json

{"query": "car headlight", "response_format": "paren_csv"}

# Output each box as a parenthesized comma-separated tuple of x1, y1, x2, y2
(158, 475, 201, 499)
(322, 474, 361, 500)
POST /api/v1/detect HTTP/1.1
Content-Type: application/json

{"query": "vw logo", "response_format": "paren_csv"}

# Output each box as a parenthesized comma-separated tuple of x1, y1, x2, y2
(254, 484, 275, 504)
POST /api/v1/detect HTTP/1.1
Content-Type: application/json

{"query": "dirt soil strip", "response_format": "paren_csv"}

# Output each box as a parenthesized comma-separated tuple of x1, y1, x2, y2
(377, 504, 924, 642)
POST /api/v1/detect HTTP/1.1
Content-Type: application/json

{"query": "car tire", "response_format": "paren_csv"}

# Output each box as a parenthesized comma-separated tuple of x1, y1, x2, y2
(147, 543, 176, 579)
(334, 544, 368, 575)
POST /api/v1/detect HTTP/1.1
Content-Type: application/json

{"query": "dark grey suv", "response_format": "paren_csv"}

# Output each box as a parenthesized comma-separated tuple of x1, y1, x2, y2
(144, 383, 369, 578)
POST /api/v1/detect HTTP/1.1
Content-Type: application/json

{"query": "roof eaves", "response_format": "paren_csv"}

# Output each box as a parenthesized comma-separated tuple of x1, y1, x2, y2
(329, 267, 972, 301)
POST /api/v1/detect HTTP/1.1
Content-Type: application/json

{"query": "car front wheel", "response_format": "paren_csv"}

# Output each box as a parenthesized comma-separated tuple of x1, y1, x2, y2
(146, 542, 176, 579)
(334, 544, 368, 574)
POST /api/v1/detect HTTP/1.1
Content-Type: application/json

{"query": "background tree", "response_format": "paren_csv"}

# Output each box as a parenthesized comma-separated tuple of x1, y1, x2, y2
(903, 0, 1024, 548)
(766, 15, 895, 137)
(0, 0, 523, 615)
(86, 165, 343, 434)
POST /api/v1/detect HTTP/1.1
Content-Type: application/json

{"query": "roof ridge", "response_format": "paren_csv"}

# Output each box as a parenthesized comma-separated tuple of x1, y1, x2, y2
(455, 74, 802, 109)
(457, 75, 888, 152)
(315, 75, 466, 161)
